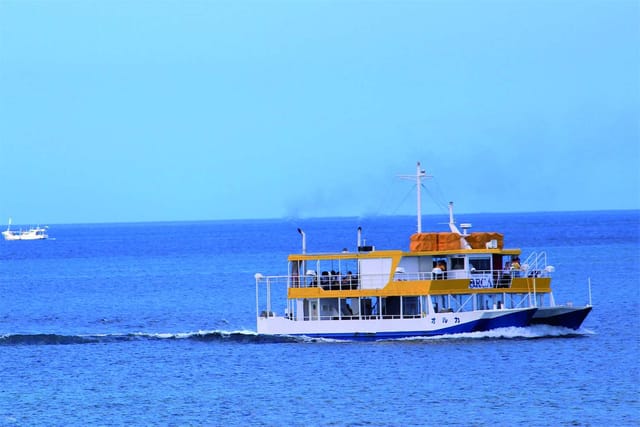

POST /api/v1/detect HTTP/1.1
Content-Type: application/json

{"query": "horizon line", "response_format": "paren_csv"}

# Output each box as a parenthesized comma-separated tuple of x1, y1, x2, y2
(5, 208, 638, 227)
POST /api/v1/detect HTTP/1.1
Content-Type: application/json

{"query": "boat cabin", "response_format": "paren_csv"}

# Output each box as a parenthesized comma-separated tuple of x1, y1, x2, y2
(268, 236, 552, 323)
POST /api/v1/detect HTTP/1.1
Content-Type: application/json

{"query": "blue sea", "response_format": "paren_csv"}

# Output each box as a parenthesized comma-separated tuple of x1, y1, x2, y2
(1, 211, 639, 426)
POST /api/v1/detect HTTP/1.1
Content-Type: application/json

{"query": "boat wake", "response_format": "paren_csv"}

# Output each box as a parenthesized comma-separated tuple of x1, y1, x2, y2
(0, 330, 299, 346)
(0, 325, 593, 346)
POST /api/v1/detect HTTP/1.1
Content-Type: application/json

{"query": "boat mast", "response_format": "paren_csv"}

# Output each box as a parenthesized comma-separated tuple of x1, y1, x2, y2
(416, 162, 424, 233)
(399, 162, 430, 233)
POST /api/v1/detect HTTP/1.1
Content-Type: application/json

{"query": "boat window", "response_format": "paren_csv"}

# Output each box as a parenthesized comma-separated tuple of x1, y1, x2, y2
(340, 298, 358, 319)
(402, 296, 420, 318)
(421, 296, 430, 314)
(477, 294, 502, 310)
(504, 293, 529, 310)
(449, 294, 473, 312)
(451, 257, 465, 270)
(469, 258, 491, 272)
(381, 296, 401, 319)
(359, 297, 378, 318)
(431, 295, 451, 313)
(306, 259, 359, 285)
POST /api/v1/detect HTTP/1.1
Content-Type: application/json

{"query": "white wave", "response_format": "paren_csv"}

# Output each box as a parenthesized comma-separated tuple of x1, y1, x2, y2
(397, 325, 594, 341)
(129, 329, 260, 340)
(298, 336, 345, 343)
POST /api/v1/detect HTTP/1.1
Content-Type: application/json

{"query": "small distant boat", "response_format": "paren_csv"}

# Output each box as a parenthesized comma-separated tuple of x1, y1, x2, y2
(2, 218, 49, 241)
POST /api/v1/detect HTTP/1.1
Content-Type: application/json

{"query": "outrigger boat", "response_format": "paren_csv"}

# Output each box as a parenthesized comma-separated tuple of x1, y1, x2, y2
(2, 218, 49, 241)
(255, 162, 591, 340)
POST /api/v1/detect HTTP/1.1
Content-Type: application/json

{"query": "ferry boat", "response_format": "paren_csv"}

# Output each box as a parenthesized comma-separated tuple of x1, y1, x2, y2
(255, 162, 591, 340)
(2, 218, 49, 241)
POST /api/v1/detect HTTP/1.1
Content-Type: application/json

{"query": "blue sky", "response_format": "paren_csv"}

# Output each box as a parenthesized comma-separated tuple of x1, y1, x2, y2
(1, 0, 638, 224)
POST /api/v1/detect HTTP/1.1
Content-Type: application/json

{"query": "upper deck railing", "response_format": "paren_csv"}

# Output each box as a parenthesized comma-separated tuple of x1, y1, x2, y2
(257, 267, 552, 292)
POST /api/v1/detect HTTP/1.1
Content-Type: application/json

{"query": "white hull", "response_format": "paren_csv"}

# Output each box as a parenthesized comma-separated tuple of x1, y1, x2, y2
(2, 225, 48, 241)
(257, 307, 536, 340)
(2, 231, 47, 241)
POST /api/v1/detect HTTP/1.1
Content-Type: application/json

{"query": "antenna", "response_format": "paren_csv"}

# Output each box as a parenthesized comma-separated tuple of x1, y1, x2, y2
(399, 162, 431, 233)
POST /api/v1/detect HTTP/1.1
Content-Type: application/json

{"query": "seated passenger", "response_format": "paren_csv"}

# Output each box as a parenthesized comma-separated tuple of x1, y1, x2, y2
(330, 270, 340, 290)
(342, 271, 357, 289)
(320, 271, 330, 289)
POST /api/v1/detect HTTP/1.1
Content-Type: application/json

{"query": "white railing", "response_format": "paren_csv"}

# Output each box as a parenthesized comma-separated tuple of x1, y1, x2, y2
(256, 267, 552, 293)
(254, 272, 550, 322)
(254, 266, 555, 318)
(522, 251, 548, 275)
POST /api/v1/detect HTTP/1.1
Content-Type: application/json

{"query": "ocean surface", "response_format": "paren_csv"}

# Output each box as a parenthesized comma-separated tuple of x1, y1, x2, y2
(1, 211, 639, 426)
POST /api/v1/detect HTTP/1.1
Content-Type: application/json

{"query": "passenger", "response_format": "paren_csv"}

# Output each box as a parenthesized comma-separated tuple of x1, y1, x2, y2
(342, 271, 353, 289)
(498, 262, 511, 285)
(331, 270, 340, 290)
(435, 260, 447, 279)
(320, 271, 330, 289)
(510, 257, 521, 277)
